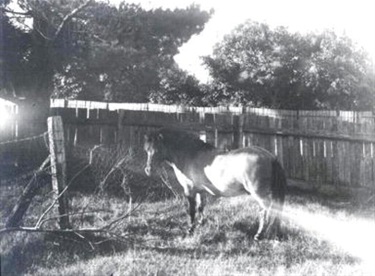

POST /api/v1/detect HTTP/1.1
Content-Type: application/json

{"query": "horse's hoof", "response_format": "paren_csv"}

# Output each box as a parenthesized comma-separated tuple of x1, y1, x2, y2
(182, 228, 194, 238)
(197, 218, 206, 226)
(275, 232, 284, 241)
(188, 227, 195, 235)
(254, 234, 262, 241)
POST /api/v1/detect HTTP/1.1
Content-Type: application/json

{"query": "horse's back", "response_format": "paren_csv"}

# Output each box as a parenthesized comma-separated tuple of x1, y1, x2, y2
(229, 146, 275, 160)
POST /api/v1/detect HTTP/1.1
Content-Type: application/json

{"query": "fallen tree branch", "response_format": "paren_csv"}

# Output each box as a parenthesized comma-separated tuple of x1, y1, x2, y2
(5, 156, 51, 228)
(35, 163, 90, 228)
(37, 210, 110, 228)
(2, 196, 142, 237)
(99, 156, 130, 191)
(0, 226, 107, 235)
(0, 7, 32, 16)
(1, 209, 135, 235)
(159, 166, 180, 198)
(102, 199, 143, 231)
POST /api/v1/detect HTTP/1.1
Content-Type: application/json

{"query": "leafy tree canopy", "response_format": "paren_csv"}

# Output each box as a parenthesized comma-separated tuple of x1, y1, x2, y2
(1, 0, 211, 106)
(203, 21, 374, 110)
(54, 2, 211, 102)
(149, 65, 206, 105)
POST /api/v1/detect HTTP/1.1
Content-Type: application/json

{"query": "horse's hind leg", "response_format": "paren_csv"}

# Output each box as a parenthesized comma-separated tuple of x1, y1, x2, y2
(251, 194, 271, 241)
(254, 208, 268, 241)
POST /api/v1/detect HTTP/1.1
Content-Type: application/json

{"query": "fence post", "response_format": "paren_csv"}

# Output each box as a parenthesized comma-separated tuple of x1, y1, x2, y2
(233, 112, 244, 149)
(48, 116, 70, 229)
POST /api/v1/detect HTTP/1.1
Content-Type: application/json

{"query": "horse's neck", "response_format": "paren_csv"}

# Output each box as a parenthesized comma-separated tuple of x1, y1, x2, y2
(166, 149, 190, 171)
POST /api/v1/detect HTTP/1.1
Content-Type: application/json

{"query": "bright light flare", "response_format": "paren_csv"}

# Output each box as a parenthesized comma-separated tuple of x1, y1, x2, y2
(282, 205, 375, 273)
(0, 107, 11, 128)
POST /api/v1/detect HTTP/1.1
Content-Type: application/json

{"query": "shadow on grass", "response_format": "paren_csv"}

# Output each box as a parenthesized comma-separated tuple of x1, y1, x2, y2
(286, 185, 367, 213)
(137, 222, 358, 266)
(2, 184, 368, 275)
(1, 232, 132, 276)
(232, 220, 259, 237)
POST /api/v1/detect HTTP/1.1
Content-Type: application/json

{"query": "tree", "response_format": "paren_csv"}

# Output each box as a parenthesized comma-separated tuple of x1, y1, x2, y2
(52, 3, 211, 102)
(306, 31, 375, 110)
(149, 66, 206, 105)
(1, 0, 94, 119)
(1, 0, 211, 118)
(0, 3, 30, 98)
(203, 21, 374, 110)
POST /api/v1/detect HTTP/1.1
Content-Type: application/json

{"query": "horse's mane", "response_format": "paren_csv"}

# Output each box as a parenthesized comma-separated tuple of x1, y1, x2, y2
(155, 128, 215, 153)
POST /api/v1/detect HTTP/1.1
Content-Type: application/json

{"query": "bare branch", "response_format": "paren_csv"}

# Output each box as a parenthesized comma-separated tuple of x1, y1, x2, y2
(73, 231, 95, 250)
(1, 7, 32, 16)
(0, 226, 106, 235)
(37, 210, 109, 228)
(100, 157, 129, 191)
(35, 183, 68, 228)
(102, 209, 134, 231)
(92, 34, 107, 43)
(5, 155, 51, 228)
(1, 202, 141, 238)
(38, 155, 51, 172)
(35, 163, 90, 228)
(34, 25, 54, 41)
(53, 0, 94, 40)
(159, 167, 180, 198)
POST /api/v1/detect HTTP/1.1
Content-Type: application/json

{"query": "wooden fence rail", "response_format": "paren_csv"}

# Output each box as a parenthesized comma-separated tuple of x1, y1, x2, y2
(50, 99, 375, 189)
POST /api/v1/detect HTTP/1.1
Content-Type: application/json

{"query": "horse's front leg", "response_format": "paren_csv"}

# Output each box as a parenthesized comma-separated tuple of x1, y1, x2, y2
(196, 192, 205, 225)
(187, 195, 197, 234)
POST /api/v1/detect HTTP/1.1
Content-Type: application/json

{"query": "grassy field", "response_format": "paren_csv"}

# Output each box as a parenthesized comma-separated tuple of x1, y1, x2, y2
(1, 180, 374, 276)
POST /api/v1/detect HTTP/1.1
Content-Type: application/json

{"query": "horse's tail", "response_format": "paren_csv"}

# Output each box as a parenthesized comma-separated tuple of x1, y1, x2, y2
(267, 158, 287, 238)
(271, 158, 286, 209)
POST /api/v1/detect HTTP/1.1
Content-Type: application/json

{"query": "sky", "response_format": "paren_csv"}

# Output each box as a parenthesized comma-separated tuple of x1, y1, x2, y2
(112, 0, 375, 82)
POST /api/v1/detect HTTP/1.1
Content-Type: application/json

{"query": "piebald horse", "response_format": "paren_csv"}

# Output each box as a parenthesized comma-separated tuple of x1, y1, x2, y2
(144, 128, 286, 240)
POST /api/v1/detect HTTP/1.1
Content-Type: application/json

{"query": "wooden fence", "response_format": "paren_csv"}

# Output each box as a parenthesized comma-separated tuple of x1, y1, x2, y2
(50, 99, 375, 189)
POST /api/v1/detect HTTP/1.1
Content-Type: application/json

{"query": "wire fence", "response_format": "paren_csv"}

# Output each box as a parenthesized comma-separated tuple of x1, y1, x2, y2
(0, 131, 53, 229)
(0, 132, 49, 183)
(65, 143, 180, 201)
(0, 131, 179, 235)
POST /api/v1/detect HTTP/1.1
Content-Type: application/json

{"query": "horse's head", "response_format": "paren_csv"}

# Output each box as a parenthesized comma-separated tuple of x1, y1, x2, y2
(144, 132, 167, 176)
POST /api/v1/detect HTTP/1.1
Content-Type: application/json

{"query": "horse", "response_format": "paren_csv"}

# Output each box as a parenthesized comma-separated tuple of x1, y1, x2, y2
(144, 128, 286, 241)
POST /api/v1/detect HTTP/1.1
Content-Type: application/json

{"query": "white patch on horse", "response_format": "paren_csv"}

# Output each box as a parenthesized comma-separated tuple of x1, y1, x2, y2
(204, 153, 258, 197)
(166, 162, 193, 195)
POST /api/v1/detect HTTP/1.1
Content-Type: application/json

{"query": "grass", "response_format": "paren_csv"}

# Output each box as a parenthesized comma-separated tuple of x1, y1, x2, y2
(1, 182, 374, 276)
